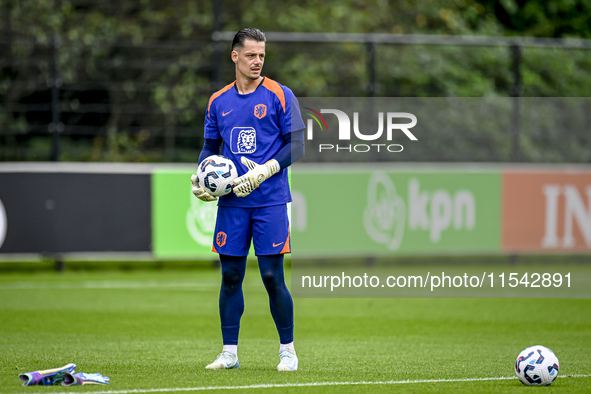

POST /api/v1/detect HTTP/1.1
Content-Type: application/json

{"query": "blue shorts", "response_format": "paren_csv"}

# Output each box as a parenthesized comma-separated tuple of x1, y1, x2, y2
(212, 204, 290, 256)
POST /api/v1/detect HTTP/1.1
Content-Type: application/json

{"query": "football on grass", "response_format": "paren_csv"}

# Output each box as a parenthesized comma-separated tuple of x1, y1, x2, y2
(197, 155, 238, 197)
(515, 345, 559, 386)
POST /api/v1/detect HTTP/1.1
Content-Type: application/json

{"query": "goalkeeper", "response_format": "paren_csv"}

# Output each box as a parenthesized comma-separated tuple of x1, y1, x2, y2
(191, 27, 305, 371)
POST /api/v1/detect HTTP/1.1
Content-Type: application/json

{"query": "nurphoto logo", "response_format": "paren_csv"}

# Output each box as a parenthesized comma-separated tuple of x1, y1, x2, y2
(302, 107, 417, 154)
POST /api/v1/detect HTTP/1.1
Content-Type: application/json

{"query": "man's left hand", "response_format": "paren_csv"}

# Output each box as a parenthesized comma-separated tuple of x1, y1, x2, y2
(233, 157, 280, 197)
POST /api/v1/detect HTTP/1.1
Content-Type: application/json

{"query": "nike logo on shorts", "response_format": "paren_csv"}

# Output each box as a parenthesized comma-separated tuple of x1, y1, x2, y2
(273, 242, 284, 248)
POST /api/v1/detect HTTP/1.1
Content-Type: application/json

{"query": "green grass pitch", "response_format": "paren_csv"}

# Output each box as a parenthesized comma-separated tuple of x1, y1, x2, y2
(1, 264, 590, 393)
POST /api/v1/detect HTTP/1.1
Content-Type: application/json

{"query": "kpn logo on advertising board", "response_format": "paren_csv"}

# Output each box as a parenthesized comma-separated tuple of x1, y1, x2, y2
(362, 172, 477, 251)
(289, 169, 500, 256)
(301, 106, 417, 154)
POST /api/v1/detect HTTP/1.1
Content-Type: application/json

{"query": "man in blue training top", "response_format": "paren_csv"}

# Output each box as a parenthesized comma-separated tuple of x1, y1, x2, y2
(191, 27, 305, 371)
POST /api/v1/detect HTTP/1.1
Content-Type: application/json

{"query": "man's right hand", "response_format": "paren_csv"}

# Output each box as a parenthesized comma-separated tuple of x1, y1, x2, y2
(191, 174, 217, 202)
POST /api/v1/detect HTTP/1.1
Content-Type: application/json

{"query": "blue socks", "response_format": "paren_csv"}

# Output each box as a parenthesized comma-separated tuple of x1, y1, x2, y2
(258, 254, 294, 344)
(219, 254, 294, 345)
(219, 255, 246, 346)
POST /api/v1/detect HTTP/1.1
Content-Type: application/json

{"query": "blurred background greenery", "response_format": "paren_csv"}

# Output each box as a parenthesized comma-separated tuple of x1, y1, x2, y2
(1, 0, 590, 162)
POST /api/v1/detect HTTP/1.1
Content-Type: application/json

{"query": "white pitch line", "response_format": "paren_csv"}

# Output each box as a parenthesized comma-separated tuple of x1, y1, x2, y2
(15, 374, 590, 394)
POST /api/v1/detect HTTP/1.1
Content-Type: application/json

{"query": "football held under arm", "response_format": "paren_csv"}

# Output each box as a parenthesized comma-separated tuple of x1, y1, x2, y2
(191, 138, 223, 202)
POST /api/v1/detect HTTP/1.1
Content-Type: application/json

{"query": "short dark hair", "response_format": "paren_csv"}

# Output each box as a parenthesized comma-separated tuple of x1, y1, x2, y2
(232, 28, 266, 51)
